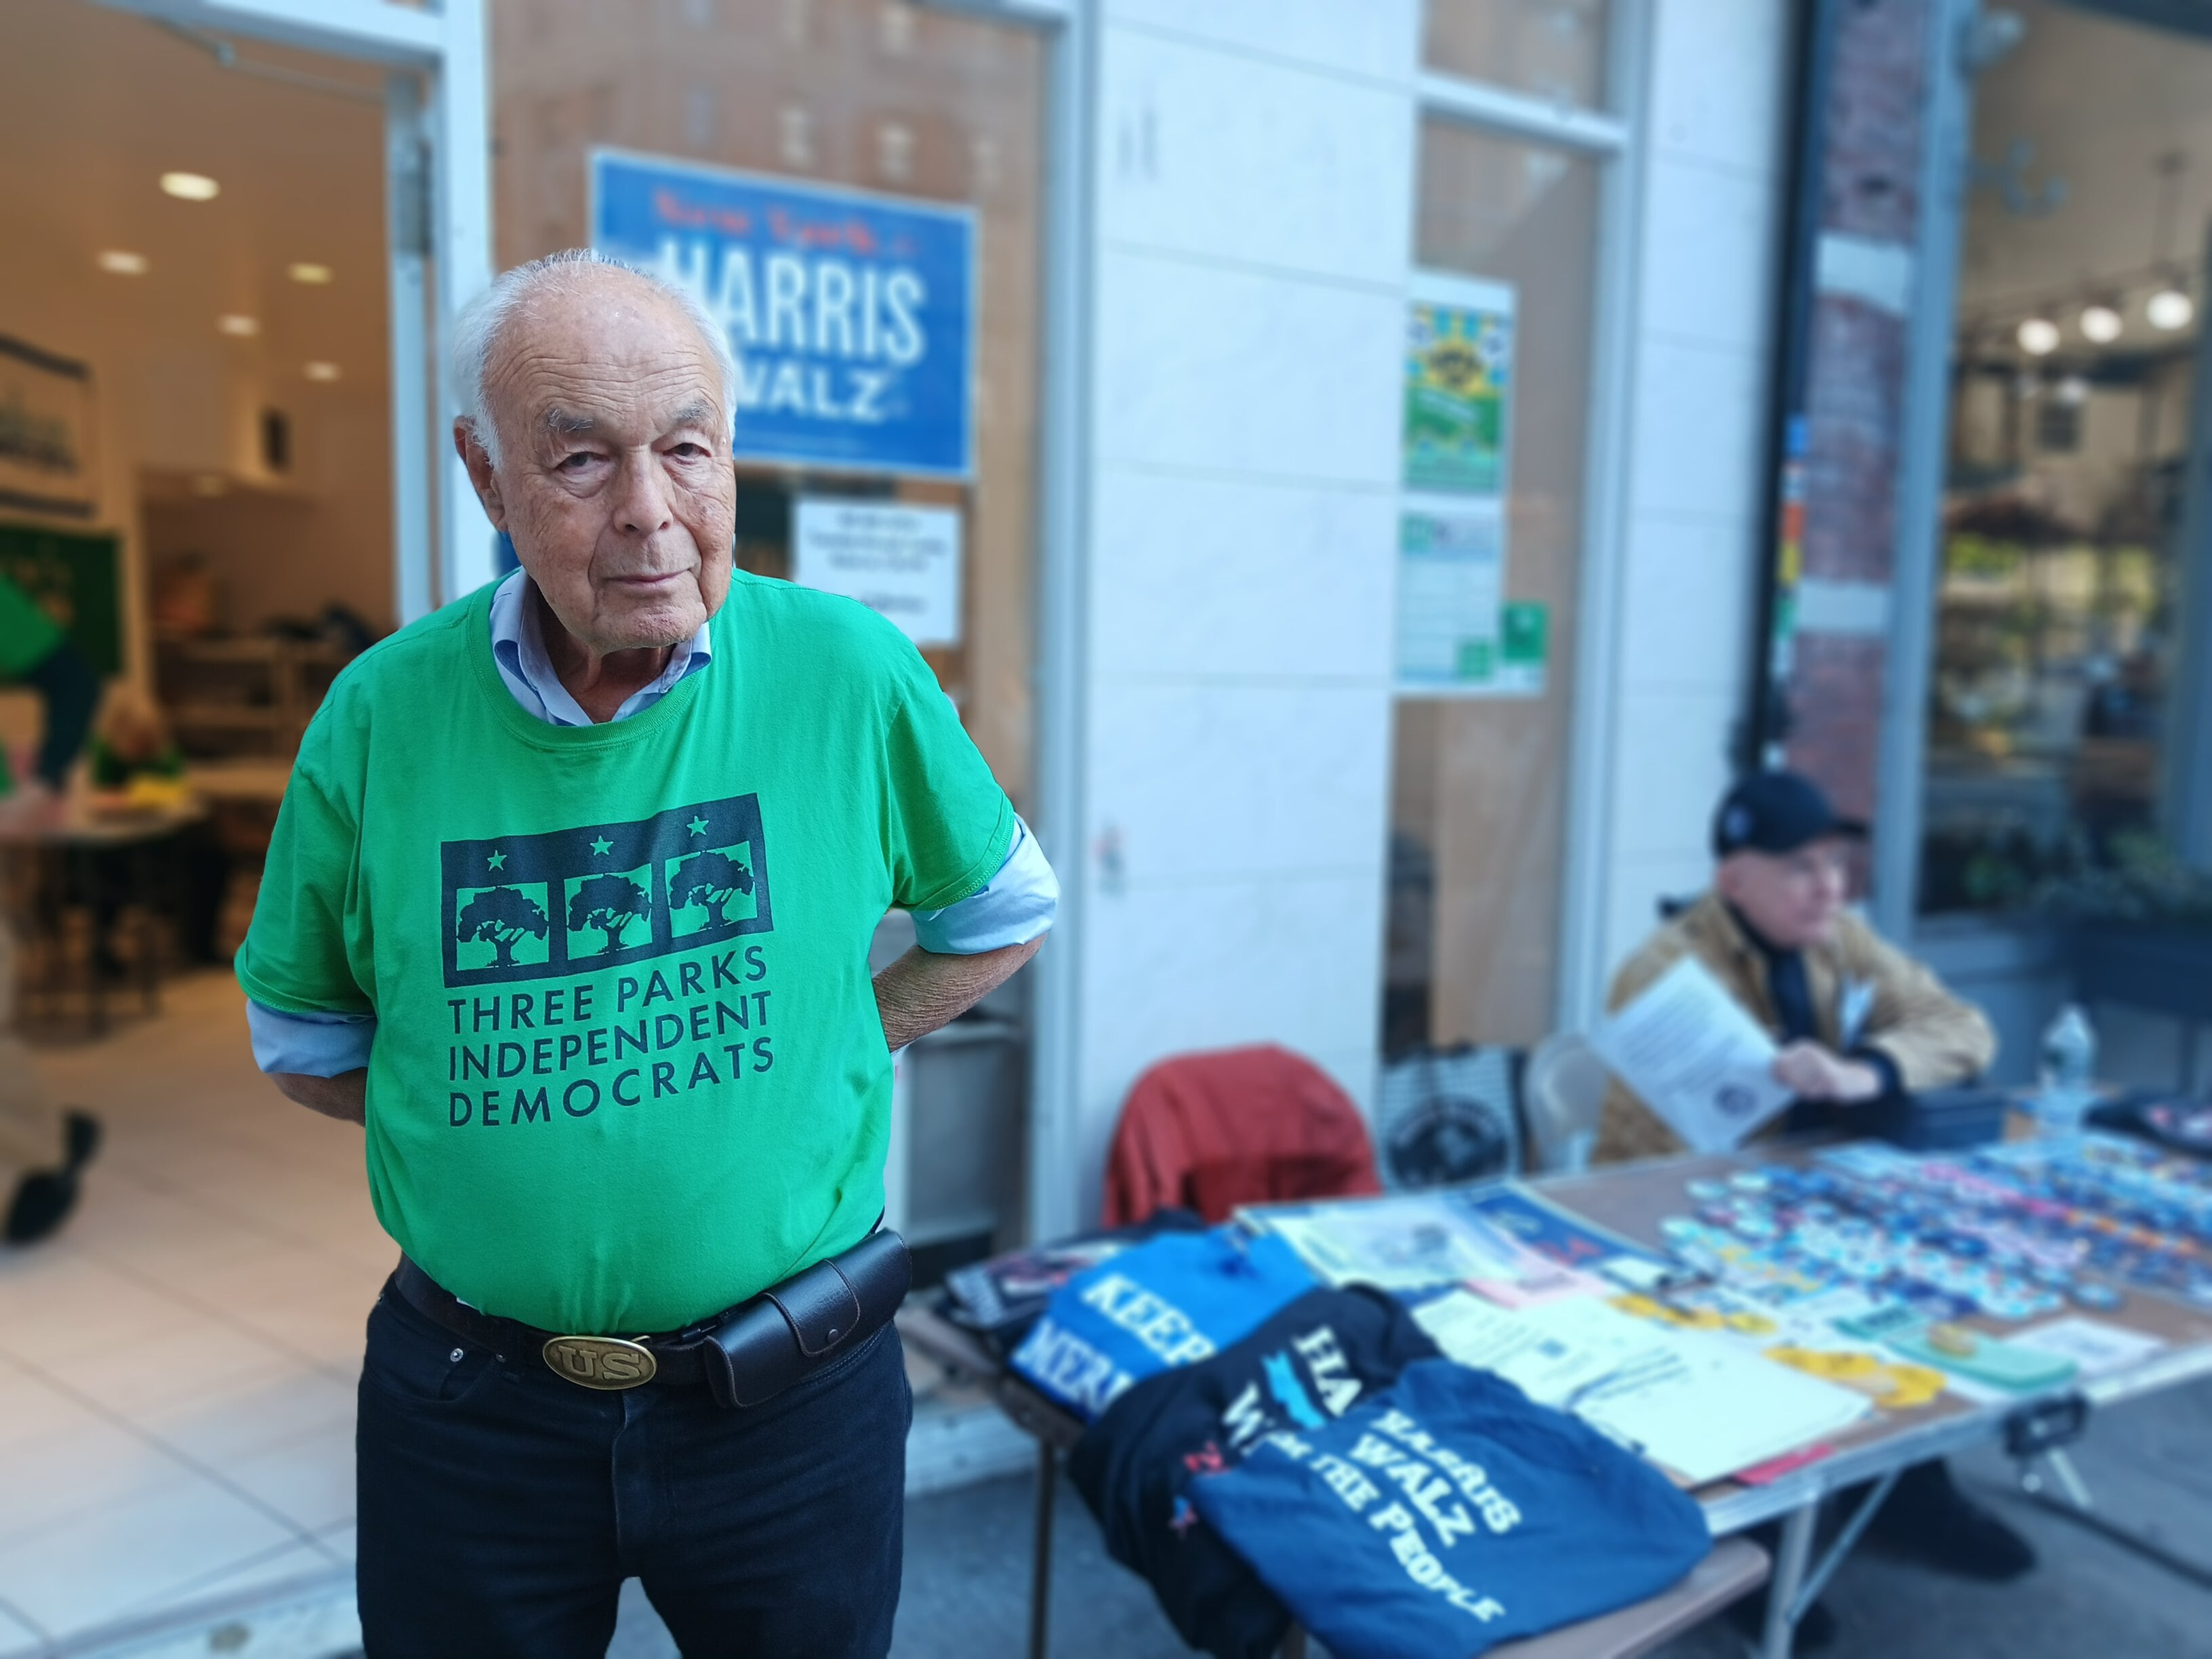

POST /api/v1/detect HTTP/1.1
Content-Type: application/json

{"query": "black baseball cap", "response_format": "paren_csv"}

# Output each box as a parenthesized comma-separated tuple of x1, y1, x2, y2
(1713, 771, 1867, 857)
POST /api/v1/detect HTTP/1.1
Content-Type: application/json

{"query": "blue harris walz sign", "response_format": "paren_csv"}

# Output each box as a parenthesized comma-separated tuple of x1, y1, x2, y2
(590, 148, 976, 478)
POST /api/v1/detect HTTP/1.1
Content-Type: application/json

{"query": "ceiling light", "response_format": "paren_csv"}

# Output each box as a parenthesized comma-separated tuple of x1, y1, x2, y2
(2079, 303, 2123, 344)
(96, 249, 149, 275)
(2148, 287, 2194, 331)
(161, 171, 220, 201)
(288, 262, 333, 285)
(2017, 316, 2061, 356)
(303, 361, 342, 382)
(217, 314, 260, 337)
(2055, 375, 2090, 405)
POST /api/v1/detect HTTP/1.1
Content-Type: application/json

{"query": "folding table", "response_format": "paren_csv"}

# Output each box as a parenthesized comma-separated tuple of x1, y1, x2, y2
(903, 1139, 2212, 1659)
(898, 1304, 1770, 1659)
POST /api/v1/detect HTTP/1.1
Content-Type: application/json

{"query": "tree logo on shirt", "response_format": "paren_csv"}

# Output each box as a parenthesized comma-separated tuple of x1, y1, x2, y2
(455, 886, 550, 968)
(670, 848, 754, 926)
(439, 793, 773, 987)
(568, 871, 653, 957)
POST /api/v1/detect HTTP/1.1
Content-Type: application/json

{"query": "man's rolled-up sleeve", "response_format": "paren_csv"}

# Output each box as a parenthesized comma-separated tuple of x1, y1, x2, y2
(235, 757, 374, 1061)
(910, 816, 1057, 954)
(247, 1002, 376, 1076)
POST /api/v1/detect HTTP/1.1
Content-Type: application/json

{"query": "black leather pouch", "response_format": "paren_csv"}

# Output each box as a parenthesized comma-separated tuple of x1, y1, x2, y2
(700, 1229, 912, 1408)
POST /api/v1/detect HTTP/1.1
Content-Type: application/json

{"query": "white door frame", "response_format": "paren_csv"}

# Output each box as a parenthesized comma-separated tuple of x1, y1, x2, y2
(920, 0, 1088, 1243)
(88, 0, 493, 621)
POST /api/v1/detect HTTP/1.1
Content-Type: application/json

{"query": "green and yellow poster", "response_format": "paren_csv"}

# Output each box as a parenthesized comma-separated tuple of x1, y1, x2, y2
(1401, 280, 1514, 496)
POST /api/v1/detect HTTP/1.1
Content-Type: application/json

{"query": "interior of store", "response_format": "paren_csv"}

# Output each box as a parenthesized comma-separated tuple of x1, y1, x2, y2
(1928, 0, 2212, 914)
(0, 0, 391, 972)
(0, 5, 397, 1642)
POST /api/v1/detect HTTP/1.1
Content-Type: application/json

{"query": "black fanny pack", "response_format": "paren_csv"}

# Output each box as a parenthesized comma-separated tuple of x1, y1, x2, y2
(391, 1227, 912, 1410)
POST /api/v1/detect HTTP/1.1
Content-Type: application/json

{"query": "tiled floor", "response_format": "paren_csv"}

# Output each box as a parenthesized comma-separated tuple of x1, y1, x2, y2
(0, 970, 378, 1654)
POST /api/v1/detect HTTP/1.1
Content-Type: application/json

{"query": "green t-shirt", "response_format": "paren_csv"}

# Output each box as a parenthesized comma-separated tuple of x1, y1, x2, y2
(0, 573, 63, 679)
(0, 573, 65, 794)
(237, 575, 1013, 1332)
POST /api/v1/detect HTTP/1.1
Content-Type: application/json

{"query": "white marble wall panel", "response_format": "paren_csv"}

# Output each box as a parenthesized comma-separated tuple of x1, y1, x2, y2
(1090, 470, 1395, 681)
(1637, 154, 1784, 356)
(1088, 681, 1392, 883)
(1061, 8, 1418, 1221)
(1094, 249, 1404, 484)
(1623, 335, 1769, 520)
(1645, 0, 1790, 180)
(1100, 25, 1414, 287)
(1618, 512, 1758, 694)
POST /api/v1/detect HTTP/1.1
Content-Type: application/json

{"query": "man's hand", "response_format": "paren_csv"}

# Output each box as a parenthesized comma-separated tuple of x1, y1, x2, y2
(1771, 1040, 1883, 1103)
(874, 936, 1042, 1052)
(272, 1070, 367, 1125)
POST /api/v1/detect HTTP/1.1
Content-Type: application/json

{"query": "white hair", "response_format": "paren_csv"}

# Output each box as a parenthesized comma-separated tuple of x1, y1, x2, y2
(449, 247, 738, 468)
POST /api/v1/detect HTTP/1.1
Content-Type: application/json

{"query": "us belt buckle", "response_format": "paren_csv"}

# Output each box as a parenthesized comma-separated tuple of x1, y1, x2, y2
(542, 1334, 657, 1390)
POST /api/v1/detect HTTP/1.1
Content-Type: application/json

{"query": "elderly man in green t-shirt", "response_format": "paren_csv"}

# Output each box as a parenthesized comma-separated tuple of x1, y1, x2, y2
(236, 251, 1055, 1657)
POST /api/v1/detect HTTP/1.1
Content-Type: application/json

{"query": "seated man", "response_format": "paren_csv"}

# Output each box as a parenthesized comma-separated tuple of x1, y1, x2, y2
(1597, 770, 1994, 1161)
(1593, 771, 2031, 1628)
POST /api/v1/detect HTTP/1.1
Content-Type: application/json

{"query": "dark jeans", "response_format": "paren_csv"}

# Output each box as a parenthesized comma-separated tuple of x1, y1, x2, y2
(356, 1282, 912, 1658)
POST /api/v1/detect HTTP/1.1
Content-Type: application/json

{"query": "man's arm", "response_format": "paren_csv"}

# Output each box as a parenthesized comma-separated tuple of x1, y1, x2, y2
(271, 1071, 366, 1125)
(1845, 916, 1998, 1090)
(874, 937, 1042, 1052)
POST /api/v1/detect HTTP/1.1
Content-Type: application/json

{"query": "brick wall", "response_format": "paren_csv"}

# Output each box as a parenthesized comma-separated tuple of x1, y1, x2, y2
(1784, 0, 1932, 852)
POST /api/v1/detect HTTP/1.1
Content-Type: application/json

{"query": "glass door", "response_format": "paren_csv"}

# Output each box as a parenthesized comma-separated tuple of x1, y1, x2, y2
(1385, 5, 1614, 1060)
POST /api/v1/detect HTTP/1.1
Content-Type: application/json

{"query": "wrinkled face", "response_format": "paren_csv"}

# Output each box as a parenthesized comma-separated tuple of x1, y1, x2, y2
(1716, 838, 1852, 951)
(456, 272, 734, 656)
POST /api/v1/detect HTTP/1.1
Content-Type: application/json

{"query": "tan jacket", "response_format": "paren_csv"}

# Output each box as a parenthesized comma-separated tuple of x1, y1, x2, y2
(1592, 893, 1996, 1165)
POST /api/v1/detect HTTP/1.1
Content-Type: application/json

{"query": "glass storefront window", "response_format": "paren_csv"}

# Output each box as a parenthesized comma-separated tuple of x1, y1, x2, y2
(488, 0, 1044, 808)
(488, 0, 1044, 1267)
(1385, 120, 1599, 1054)
(1920, 0, 2212, 914)
(1423, 0, 1610, 109)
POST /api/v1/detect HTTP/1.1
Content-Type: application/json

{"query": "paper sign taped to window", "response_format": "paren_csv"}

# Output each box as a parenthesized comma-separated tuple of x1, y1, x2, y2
(792, 499, 962, 648)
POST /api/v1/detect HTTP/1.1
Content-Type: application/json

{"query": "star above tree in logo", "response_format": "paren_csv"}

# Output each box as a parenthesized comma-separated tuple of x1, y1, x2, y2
(687, 815, 710, 838)
(486, 849, 506, 872)
(590, 835, 614, 856)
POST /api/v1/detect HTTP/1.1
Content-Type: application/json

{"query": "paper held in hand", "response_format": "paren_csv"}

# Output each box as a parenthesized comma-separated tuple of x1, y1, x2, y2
(1591, 957, 1793, 1153)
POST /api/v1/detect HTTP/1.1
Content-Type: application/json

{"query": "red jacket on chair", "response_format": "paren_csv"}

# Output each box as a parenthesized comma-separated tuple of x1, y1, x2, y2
(1101, 1044, 1382, 1227)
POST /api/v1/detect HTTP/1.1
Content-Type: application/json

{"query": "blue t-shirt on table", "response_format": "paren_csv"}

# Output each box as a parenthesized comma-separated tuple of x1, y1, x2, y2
(1010, 1227, 1317, 1420)
(1188, 1359, 1711, 1659)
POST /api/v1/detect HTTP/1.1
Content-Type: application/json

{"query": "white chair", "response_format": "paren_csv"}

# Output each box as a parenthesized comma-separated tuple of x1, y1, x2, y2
(1523, 1032, 1611, 1174)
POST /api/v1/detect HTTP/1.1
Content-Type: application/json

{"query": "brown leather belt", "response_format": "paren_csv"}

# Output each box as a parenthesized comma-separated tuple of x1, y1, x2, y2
(390, 1227, 910, 1407)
